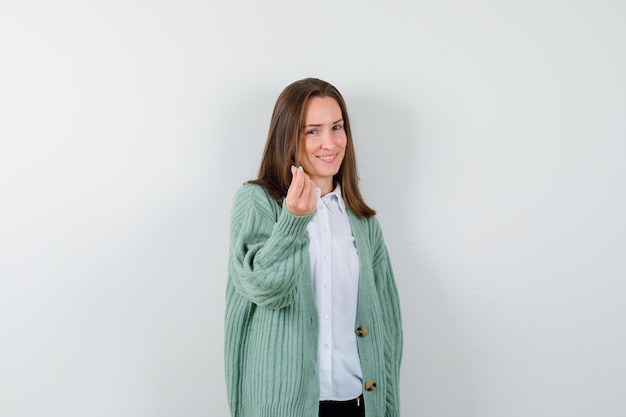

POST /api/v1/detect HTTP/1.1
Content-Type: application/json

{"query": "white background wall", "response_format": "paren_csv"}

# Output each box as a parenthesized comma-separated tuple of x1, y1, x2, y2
(1, 1, 625, 416)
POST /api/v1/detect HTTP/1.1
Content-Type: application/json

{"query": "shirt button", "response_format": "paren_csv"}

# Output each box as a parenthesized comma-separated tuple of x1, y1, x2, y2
(323, 314, 329, 320)
(323, 344, 329, 349)
(356, 326, 369, 337)
(323, 255, 329, 261)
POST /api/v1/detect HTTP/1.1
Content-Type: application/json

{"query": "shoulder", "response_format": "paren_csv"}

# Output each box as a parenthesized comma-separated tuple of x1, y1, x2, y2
(232, 183, 281, 221)
(233, 183, 275, 206)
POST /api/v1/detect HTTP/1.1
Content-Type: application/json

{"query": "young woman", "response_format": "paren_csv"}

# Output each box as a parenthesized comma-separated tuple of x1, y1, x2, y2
(225, 78, 402, 417)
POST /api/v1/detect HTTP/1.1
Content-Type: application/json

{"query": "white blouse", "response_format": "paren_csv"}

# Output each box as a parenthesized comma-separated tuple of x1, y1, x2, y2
(307, 184, 362, 401)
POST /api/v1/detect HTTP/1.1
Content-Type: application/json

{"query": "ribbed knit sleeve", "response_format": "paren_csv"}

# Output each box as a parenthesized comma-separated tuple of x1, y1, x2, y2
(371, 218, 403, 417)
(229, 184, 314, 309)
(226, 184, 321, 417)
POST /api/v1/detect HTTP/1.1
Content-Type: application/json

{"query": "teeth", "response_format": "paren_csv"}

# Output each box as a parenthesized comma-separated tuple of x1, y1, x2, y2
(318, 155, 335, 160)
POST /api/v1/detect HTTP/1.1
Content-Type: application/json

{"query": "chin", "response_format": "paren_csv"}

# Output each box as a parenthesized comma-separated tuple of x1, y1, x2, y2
(318, 168, 340, 177)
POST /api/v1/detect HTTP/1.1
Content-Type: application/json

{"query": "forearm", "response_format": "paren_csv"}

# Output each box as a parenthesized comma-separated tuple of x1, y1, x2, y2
(229, 186, 314, 308)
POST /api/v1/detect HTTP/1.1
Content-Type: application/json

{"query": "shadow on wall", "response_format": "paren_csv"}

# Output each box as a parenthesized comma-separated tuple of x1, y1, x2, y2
(347, 92, 474, 414)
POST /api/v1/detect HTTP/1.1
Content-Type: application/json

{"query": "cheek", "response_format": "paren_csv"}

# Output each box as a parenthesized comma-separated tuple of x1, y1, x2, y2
(338, 135, 347, 150)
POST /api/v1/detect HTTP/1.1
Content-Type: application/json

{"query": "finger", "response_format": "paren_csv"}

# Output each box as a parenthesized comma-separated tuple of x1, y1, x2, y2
(288, 165, 305, 198)
(302, 172, 315, 193)
(304, 179, 318, 210)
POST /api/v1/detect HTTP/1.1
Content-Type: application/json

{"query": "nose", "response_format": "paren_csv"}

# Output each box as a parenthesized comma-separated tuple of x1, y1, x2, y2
(320, 131, 335, 150)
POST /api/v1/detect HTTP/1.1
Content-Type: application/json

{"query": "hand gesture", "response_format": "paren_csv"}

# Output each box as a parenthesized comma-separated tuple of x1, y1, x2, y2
(285, 166, 317, 216)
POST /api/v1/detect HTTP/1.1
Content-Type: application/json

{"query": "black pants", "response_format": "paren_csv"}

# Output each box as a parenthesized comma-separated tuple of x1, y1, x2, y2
(319, 396, 365, 417)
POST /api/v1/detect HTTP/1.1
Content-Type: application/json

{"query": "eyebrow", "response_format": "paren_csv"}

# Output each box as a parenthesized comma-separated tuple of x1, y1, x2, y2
(303, 119, 344, 128)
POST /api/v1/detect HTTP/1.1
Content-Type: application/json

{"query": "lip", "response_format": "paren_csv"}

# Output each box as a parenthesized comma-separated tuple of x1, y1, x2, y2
(316, 154, 338, 163)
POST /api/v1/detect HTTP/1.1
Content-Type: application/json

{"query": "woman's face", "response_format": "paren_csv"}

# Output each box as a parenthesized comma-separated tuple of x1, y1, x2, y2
(298, 96, 346, 193)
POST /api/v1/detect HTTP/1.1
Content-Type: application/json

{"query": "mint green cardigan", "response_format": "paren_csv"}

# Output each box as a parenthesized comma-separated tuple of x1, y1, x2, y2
(225, 184, 402, 417)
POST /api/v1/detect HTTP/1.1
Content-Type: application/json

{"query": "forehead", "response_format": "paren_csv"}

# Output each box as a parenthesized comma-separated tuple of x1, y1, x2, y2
(303, 96, 342, 122)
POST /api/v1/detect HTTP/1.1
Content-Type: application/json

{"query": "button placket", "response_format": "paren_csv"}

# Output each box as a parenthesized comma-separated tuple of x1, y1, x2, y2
(317, 196, 333, 386)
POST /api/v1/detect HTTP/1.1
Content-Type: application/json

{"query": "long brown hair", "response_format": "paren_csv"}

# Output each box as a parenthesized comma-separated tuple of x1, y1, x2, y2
(249, 78, 375, 218)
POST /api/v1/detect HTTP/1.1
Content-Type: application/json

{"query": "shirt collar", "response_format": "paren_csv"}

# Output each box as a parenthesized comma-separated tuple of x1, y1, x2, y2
(318, 183, 346, 213)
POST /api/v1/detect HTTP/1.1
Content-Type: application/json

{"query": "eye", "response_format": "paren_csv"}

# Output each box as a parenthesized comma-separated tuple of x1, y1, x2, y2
(306, 129, 318, 135)
(332, 124, 343, 131)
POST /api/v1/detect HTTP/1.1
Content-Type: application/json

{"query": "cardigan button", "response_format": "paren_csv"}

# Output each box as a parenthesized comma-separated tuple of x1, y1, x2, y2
(356, 326, 369, 337)
(364, 380, 377, 391)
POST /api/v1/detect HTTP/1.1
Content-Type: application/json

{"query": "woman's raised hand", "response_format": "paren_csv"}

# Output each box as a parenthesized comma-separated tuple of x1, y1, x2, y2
(285, 166, 318, 216)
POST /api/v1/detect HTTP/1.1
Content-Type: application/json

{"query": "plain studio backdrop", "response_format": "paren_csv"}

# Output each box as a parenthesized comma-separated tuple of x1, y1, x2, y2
(1, 1, 625, 416)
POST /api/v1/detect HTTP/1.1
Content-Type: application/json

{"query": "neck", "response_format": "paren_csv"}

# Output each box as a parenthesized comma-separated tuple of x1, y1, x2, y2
(316, 179, 334, 197)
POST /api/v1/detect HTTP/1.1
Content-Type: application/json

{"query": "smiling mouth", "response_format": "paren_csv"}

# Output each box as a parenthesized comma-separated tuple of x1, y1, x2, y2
(316, 154, 337, 162)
